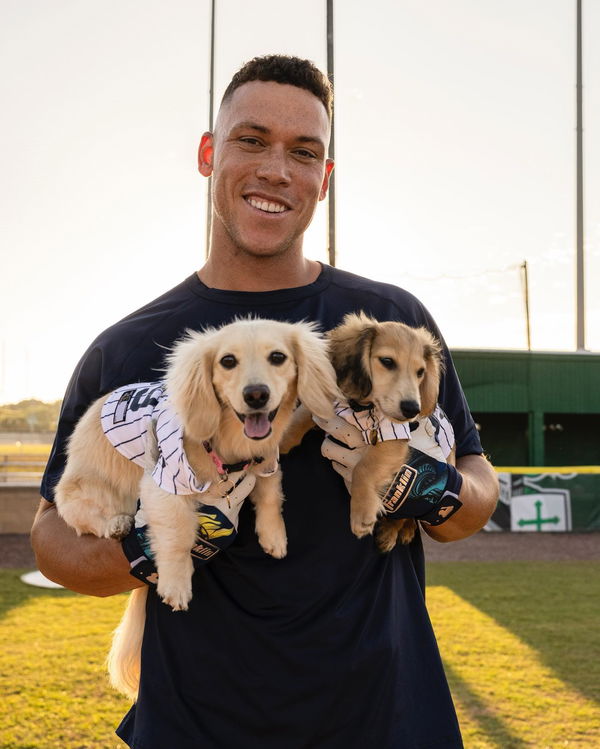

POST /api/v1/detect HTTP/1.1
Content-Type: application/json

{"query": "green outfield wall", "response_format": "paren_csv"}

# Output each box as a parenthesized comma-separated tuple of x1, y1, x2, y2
(451, 349, 600, 467)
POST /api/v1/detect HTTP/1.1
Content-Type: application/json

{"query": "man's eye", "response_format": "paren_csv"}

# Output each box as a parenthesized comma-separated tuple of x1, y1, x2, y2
(220, 355, 237, 369)
(240, 137, 262, 147)
(378, 357, 396, 370)
(269, 351, 287, 366)
(294, 149, 317, 159)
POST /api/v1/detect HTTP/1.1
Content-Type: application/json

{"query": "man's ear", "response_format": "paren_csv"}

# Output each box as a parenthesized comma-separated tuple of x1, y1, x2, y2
(198, 132, 214, 176)
(319, 159, 335, 201)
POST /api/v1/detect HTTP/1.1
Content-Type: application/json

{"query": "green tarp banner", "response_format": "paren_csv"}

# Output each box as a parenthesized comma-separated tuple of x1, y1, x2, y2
(490, 468, 600, 532)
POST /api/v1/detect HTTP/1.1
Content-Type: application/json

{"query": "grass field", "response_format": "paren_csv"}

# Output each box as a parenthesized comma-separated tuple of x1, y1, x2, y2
(1, 562, 598, 748)
(0, 445, 51, 455)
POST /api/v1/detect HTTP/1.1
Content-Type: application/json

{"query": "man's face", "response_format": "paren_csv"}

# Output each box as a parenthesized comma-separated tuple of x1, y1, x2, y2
(199, 80, 334, 260)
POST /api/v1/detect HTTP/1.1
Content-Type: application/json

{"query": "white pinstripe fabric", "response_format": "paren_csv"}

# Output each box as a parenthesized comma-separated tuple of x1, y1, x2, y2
(101, 382, 211, 495)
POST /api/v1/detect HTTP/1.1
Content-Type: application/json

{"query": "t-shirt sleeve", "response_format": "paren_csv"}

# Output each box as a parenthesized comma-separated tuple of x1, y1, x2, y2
(40, 345, 105, 502)
(405, 299, 482, 459)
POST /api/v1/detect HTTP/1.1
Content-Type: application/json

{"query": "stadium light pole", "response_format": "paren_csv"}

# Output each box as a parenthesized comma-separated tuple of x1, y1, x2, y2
(575, 0, 585, 350)
(327, 0, 336, 267)
(205, 0, 216, 259)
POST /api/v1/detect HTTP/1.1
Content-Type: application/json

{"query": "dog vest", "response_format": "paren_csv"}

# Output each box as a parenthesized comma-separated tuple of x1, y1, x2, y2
(101, 382, 212, 495)
(101, 382, 278, 496)
(334, 401, 454, 460)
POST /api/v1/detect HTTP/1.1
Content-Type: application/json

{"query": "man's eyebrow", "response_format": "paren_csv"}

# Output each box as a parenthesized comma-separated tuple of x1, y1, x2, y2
(231, 121, 269, 134)
(296, 135, 326, 149)
(230, 121, 326, 149)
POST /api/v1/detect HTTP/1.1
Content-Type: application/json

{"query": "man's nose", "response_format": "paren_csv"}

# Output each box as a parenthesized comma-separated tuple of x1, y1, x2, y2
(255, 146, 291, 184)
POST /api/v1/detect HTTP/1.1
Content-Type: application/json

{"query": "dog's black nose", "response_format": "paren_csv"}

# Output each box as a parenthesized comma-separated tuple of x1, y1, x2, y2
(400, 400, 420, 419)
(243, 384, 270, 409)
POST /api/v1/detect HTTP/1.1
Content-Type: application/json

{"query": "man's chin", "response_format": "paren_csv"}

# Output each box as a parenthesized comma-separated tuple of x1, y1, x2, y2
(231, 236, 299, 259)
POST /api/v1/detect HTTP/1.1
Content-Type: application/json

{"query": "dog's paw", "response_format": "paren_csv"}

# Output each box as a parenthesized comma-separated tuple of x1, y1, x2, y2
(397, 519, 417, 545)
(259, 531, 288, 559)
(375, 522, 399, 553)
(375, 518, 417, 552)
(156, 557, 194, 611)
(106, 514, 134, 540)
(350, 493, 382, 539)
(350, 514, 377, 539)
(157, 579, 193, 612)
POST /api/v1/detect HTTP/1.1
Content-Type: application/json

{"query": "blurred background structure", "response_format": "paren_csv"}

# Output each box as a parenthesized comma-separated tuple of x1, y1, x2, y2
(1, 0, 600, 405)
(1, 1, 599, 539)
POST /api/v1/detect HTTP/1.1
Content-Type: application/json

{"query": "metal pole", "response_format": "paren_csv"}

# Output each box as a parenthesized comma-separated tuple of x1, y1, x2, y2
(205, 0, 216, 259)
(522, 261, 532, 351)
(326, 0, 336, 267)
(576, 0, 585, 349)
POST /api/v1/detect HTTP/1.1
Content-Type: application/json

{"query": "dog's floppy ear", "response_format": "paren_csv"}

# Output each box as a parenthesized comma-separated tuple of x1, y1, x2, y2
(289, 322, 339, 420)
(417, 328, 444, 416)
(328, 313, 377, 401)
(164, 328, 222, 442)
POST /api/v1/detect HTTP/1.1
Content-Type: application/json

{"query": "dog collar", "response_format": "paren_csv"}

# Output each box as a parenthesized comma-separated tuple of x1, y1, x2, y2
(203, 441, 263, 476)
(346, 400, 419, 432)
(347, 399, 374, 413)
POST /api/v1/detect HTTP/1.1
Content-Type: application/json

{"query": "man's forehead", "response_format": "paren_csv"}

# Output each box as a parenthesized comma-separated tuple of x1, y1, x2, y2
(216, 80, 330, 139)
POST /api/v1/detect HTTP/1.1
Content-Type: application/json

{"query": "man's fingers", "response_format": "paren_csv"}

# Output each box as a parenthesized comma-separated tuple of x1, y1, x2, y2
(313, 414, 365, 449)
(321, 436, 364, 471)
(200, 471, 256, 514)
(331, 461, 353, 485)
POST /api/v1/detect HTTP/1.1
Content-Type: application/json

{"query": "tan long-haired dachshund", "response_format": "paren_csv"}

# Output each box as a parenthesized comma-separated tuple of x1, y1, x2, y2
(54, 317, 339, 699)
(282, 312, 444, 551)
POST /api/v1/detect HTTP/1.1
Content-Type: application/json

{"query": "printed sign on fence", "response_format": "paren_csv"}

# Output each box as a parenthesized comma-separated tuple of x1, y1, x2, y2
(510, 493, 572, 532)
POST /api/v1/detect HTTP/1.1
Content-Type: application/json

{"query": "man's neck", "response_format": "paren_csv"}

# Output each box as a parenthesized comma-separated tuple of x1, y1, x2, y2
(198, 252, 321, 292)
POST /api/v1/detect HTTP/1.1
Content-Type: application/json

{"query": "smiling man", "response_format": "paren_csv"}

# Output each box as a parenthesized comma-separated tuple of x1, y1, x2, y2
(32, 55, 498, 748)
(199, 76, 334, 289)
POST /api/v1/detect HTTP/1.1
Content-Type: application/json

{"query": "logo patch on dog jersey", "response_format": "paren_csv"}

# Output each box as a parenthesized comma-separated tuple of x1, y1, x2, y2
(113, 389, 136, 424)
(101, 382, 211, 495)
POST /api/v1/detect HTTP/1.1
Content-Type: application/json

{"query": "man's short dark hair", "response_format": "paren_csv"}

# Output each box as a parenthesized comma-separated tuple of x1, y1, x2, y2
(221, 55, 333, 119)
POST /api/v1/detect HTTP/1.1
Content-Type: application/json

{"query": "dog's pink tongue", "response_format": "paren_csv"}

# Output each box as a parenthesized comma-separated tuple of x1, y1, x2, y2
(244, 413, 271, 439)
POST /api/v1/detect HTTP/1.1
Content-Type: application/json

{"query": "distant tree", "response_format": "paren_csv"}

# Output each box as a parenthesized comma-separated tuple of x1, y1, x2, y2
(0, 399, 62, 432)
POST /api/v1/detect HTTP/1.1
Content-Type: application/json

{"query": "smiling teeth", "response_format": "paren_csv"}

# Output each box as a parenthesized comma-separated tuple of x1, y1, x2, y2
(248, 198, 287, 213)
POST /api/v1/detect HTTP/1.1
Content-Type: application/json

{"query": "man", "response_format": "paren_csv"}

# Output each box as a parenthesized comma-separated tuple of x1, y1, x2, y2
(32, 55, 498, 748)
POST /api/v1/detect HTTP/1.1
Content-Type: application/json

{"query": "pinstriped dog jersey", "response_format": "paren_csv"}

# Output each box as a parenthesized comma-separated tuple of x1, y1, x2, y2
(101, 382, 212, 495)
(334, 401, 455, 459)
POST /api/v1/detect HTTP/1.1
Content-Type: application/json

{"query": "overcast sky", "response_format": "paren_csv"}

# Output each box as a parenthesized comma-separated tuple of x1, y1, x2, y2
(2, 0, 599, 403)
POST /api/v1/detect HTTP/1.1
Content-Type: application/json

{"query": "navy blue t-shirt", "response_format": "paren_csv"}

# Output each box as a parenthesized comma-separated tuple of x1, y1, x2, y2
(43, 264, 480, 748)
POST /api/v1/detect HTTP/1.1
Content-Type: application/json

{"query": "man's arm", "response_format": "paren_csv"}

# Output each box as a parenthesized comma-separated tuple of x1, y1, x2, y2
(422, 453, 498, 543)
(30, 499, 144, 597)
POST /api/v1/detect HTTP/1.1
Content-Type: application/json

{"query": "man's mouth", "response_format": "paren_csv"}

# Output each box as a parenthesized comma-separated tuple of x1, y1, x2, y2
(245, 196, 289, 214)
(235, 408, 279, 440)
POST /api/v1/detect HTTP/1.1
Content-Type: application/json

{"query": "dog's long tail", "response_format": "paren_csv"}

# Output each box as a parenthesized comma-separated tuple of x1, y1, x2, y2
(107, 586, 148, 700)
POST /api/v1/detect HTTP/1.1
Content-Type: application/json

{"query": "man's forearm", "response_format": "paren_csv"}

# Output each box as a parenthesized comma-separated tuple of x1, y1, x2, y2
(423, 454, 498, 542)
(30, 499, 144, 596)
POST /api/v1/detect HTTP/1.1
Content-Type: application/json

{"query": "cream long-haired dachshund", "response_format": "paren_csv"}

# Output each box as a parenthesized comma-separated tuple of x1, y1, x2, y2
(54, 318, 339, 699)
(281, 312, 444, 551)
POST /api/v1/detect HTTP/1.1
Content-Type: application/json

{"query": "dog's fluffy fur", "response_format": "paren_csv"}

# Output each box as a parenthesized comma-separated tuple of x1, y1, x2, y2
(282, 312, 444, 551)
(54, 318, 339, 699)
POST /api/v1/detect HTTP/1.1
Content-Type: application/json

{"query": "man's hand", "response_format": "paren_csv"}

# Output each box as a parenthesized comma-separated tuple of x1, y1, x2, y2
(378, 447, 462, 525)
(122, 470, 256, 585)
(315, 413, 462, 526)
(315, 413, 366, 489)
(316, 412, 498, 541)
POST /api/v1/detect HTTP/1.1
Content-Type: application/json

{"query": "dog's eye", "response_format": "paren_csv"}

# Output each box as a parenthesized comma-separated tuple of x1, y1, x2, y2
(220, 354, 238, 369)
(269, 351, 287, 366)
(378, 357, 396, 370)
(416, 367, 425, 378)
